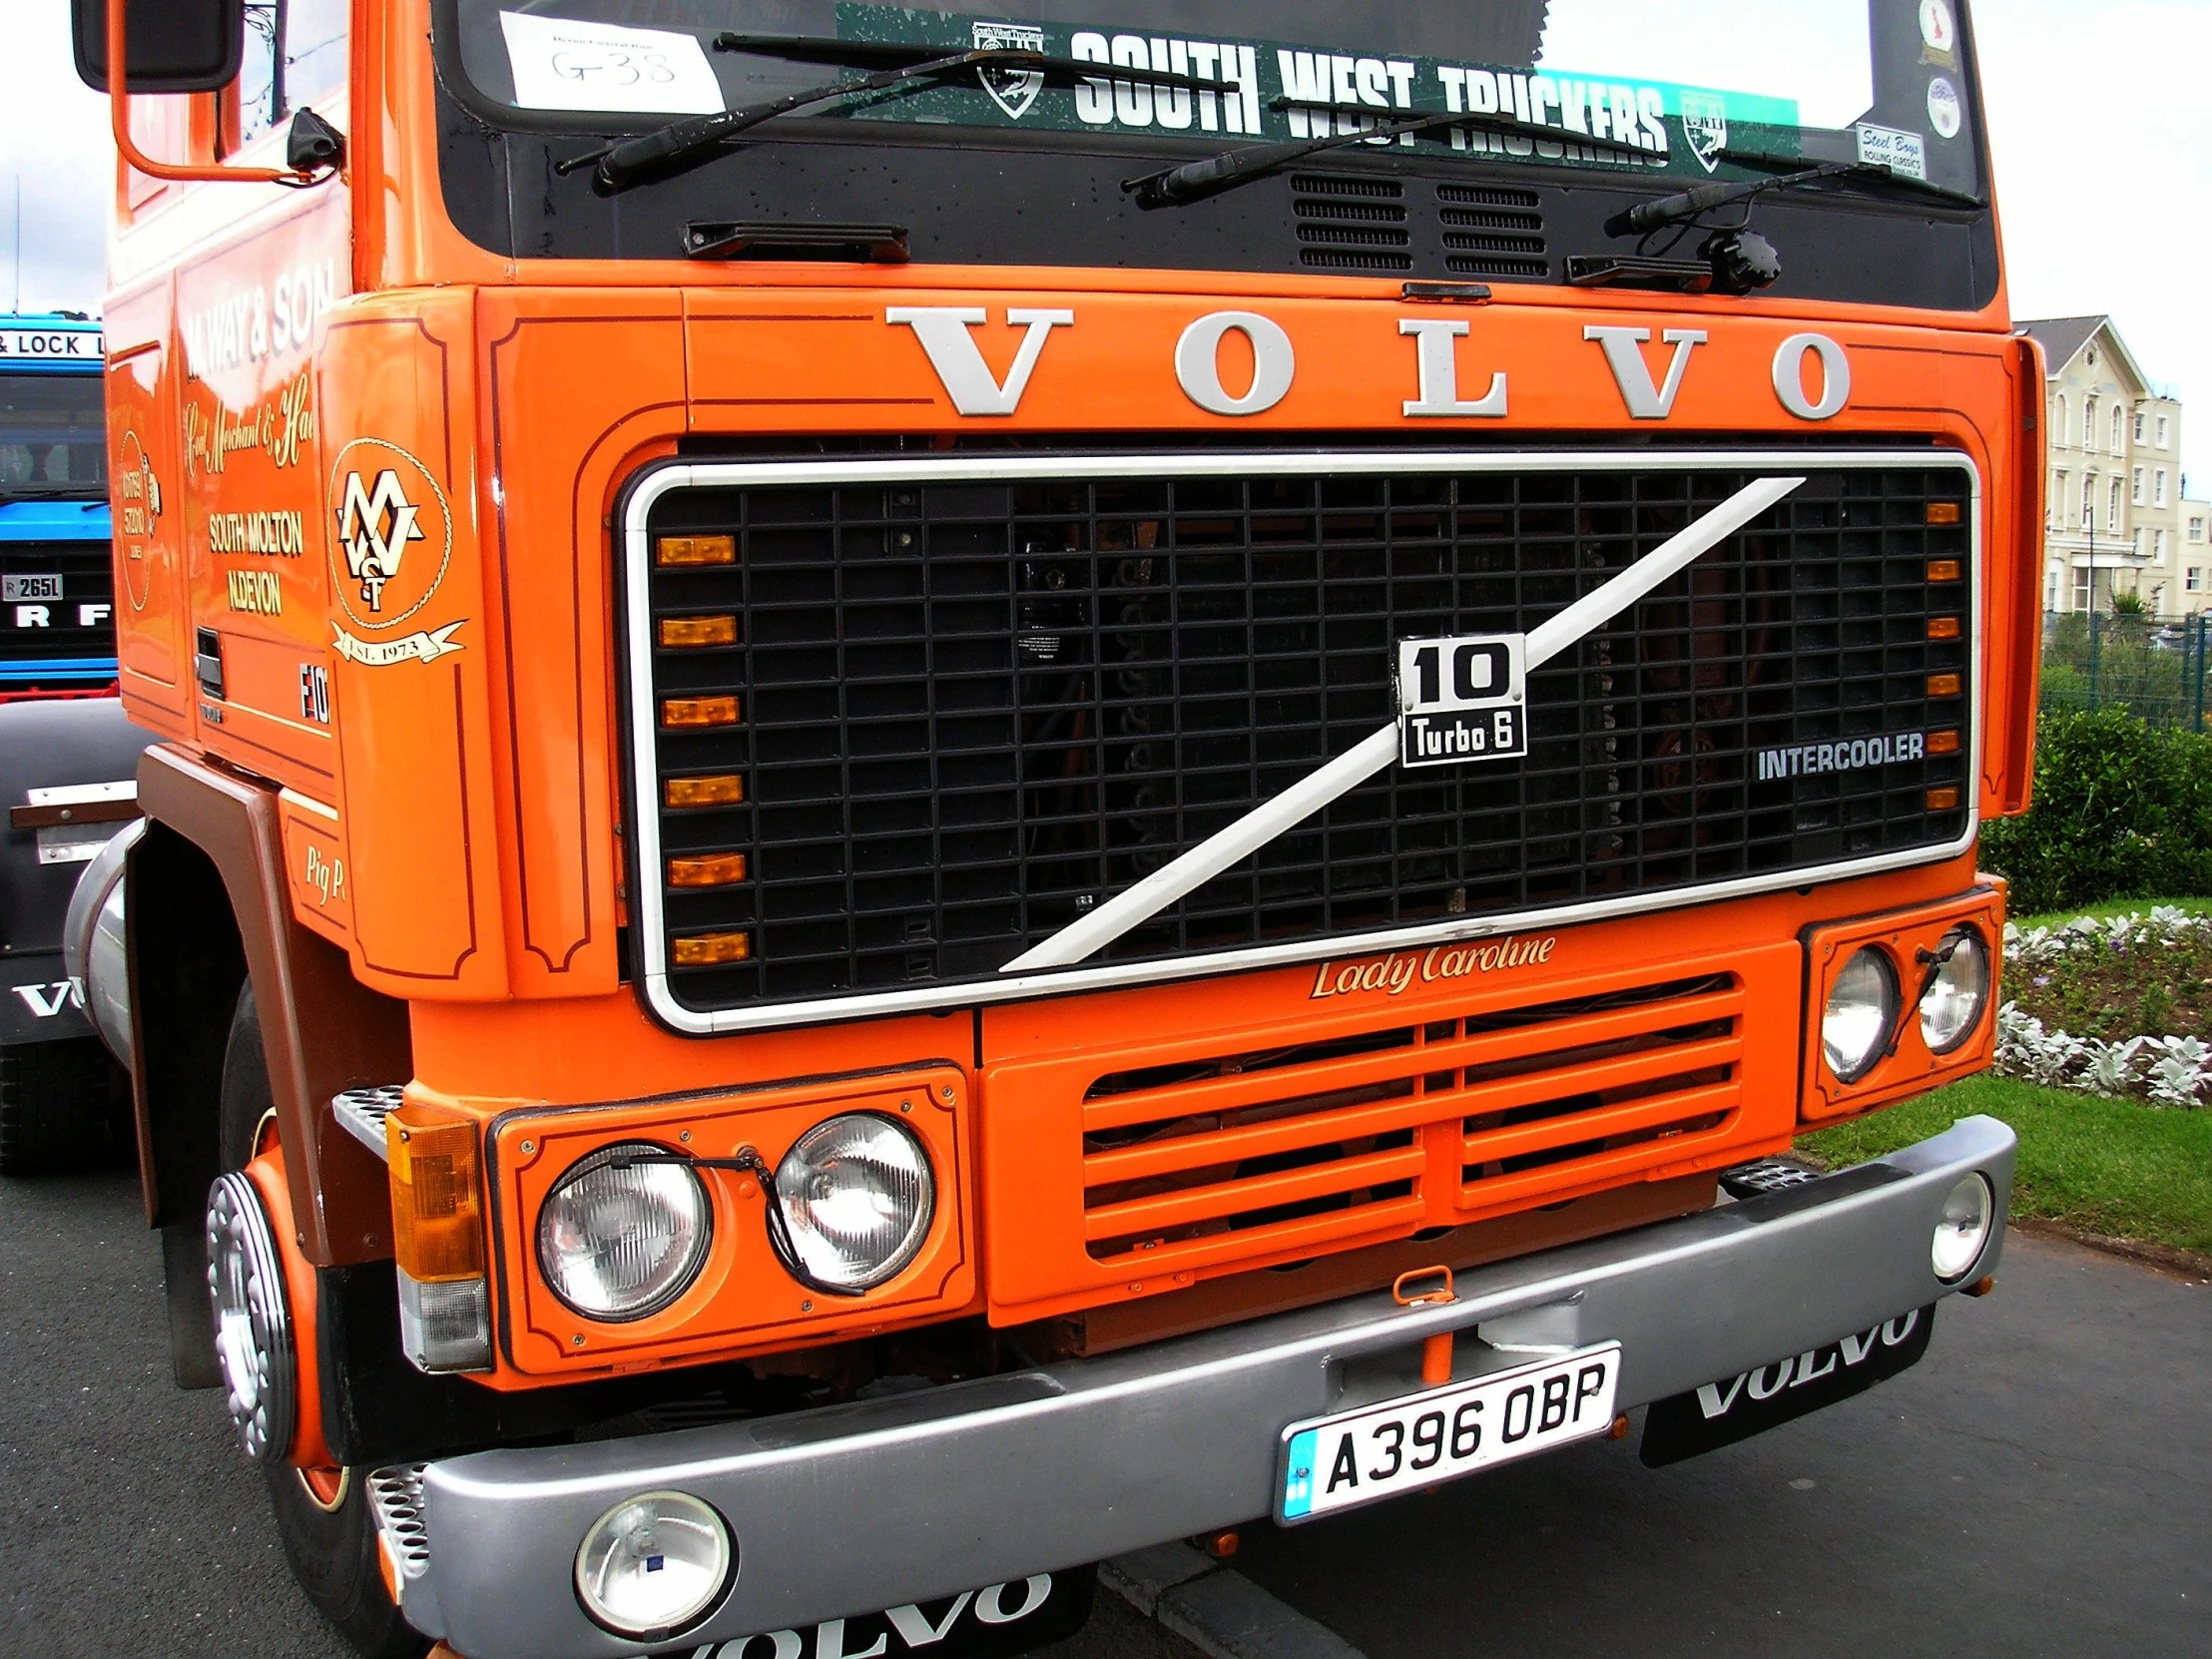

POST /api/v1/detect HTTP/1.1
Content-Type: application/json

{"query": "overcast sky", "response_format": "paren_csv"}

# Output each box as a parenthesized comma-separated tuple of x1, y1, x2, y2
(1, 0, 2206, 489)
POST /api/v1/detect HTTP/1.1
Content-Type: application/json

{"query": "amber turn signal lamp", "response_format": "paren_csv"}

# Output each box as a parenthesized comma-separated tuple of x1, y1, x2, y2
(1926, 502, 1962, 526)
(1928, 730, 1961, 755)
(656, 534, 735, 567)
(668, 851, 748, 887)
(665, 774, 744, 809)
(387, 1112, 485, 1283)
(672, 930, 752, 966)
(1928, 558, 1961, 581)
(661, 695, 741, 729)
(658, 615, 739, 649)
(1928, 617, 1961, 640)
(1927, 673, 1961, 697)
(1927, 788, 1960, 811)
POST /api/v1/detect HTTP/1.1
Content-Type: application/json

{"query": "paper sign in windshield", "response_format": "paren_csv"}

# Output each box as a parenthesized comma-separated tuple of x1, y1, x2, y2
(498, 12, 724, 114)
(1855, 123, 1927, 180)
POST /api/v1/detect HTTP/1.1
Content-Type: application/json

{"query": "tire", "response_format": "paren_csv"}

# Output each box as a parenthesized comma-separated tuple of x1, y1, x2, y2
(0, 1035, 132, 1175)
(219, 986, 427, 1659)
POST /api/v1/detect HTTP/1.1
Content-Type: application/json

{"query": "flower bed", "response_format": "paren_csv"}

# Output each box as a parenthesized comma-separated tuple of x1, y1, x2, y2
(1998, 906, 2211, 1106)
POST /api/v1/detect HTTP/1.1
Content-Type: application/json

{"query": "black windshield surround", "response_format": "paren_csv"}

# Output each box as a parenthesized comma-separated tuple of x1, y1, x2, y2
(429, 0, 1998, 310)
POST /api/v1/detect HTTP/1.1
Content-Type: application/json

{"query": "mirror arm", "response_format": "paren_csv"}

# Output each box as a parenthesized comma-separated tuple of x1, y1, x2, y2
(106, 0, 323, 186)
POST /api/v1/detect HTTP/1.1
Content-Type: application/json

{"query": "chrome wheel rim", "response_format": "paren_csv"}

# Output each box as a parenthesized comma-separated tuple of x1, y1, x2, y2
(205, 1171, 294, 1461)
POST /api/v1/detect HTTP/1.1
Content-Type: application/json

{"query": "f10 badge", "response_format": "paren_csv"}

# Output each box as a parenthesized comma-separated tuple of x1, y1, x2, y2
(1397, 633, 1527, 768)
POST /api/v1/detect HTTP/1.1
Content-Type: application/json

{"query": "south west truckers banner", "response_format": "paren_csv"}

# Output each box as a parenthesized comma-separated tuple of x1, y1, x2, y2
(830, 4, 1804, 179)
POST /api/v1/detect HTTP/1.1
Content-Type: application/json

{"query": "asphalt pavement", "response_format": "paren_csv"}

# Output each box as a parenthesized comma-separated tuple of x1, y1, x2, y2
(5, 1168, 2205, 1659)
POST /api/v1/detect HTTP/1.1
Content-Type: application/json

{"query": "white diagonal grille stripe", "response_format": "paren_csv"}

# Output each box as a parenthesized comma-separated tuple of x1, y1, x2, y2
(1003, 472, 1806, 972)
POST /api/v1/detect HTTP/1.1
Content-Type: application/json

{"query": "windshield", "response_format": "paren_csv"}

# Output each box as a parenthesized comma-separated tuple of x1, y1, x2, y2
(0, 372, 106, 492)
(453, 0, 1983, 196)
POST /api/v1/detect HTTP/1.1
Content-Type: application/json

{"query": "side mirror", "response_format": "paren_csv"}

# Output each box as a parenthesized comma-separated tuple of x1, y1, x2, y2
(72, 0, 245, 95)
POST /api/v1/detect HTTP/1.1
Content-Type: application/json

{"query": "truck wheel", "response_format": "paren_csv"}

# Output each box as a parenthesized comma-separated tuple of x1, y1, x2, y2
(0, 1035, 131, 1175)
(217, 985, 427, 1659)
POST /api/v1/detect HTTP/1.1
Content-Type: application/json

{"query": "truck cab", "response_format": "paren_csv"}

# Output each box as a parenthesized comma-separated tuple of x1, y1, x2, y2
(76, 1, 2031, 1654)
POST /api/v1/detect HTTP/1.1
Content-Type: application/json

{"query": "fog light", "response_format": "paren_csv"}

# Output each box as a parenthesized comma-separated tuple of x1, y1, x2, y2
(538, 1143, 712, 1322)
(1823, 946, 1899, 1083)
(772, 1113, 934, 1293)
(1919, 926, 1989, 1053)
(575, 1490, 732, 1638)
(1932, 1173, 1993, 1282)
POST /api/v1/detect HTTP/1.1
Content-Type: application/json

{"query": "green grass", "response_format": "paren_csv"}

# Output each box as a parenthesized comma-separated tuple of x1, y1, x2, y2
(1798, 1074, 2212, 1257)
(2012, 896, 2212, 930)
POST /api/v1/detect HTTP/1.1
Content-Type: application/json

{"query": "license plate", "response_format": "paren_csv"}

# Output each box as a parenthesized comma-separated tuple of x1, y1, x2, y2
(1279, 1342, 1620, 1522)
(3, 574, 63, 602)
(1396, 632, 1528, 768)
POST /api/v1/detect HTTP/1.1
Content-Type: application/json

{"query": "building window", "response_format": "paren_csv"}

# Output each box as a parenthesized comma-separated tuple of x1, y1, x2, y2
(2190, 567, 2203, 593)
(2074, 566, 2092, 610)
(2083, 399, 2098, 451)
(2157, 414, 2171, 448)
(2053, 395, 2069, 446)
(2191, 515, 2207, 542)
(2155, 470, 2169, 507)
(2110, 478, 2124, 530)
(2113, 404, 2126, 451)
(2154, 528, 2167, 558)
(2135, 412, 2147, 442)
(2133, 468, 2146, 504)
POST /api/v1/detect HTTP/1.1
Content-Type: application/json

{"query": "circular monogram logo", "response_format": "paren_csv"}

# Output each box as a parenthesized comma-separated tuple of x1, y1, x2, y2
(326, 436, 452, 632)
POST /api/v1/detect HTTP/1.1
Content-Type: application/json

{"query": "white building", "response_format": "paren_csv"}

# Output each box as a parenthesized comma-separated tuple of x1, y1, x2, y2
(2019, 315, 2194, 617)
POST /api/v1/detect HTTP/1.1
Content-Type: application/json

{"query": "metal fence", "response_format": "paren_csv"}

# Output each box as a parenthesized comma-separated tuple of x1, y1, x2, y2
(2040, 611, 2212, 729)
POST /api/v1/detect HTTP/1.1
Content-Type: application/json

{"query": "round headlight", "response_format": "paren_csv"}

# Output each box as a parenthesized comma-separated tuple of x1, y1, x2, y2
(772, 1113, 934, 1293)
(1932, 1173, 1993, 1282)
(574, 1489, 731, 1638)
(1919, 926, 1990, 1054)
(1823, 946, 1900, 1084)
(537, 1143, 711, 1322)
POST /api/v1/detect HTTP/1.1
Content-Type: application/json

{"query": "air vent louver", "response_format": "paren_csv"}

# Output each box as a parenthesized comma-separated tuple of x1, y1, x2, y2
(1292, 173, 1411, 273)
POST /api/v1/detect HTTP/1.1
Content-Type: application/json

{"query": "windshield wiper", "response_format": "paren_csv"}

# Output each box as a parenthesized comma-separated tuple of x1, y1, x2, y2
(560, 33, 1228, 194)
(1125, 104, 1642, 209)
(1608, 155, 1985, 236)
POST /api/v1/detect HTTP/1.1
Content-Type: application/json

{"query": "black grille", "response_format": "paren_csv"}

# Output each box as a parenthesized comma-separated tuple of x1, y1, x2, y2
(0, 534, 115, 668)
(1293, 175, 1411, 273)
(632, 458, 1974, 1015)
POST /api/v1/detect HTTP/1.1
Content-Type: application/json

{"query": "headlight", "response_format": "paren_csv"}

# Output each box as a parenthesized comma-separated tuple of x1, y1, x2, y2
(772, 1113, 934, 1293)
(574, 1490, 731, 1638)
(537, 1143, 711, 1322)
(1919, 926, 1990, 1053)
(1932, 1173, 1993, 1282)
(1822, 946, 1900, 1083)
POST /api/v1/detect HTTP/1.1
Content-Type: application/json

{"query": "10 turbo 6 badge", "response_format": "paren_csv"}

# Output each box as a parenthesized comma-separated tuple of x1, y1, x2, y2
(325, 436, 463, 667)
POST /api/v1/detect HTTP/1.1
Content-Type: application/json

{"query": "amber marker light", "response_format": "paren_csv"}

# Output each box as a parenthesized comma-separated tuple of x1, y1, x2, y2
(661, 695, 740, 729)
(1928, 617, 1961, 640)
(1928, 558, 1961, 581)
(659, 614, 739, 649)
(668, 852, 748, 887)
(657, 534, 736, 567)
(1928, 730, 1962, 755)
(1928, 788, 1960, 811)
(672, 931, 752, 965)
(389, 1115, 485, 1282)
(1928, 673, 1962, 697)
(666, 774, 744, 809)
(1926, 502, 1962, 525)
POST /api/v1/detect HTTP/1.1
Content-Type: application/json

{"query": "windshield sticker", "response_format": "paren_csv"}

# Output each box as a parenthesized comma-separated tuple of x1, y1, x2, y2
(1926, 76, 1961, 139)
(1855, 122, 1927, 180)
(1918, 0, 1958, 68)
(827, 5, 1800, 179)
(498, 12, 724, 114)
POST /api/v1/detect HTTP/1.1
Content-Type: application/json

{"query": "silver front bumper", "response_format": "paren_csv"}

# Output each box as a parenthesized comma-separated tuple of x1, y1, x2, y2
(401, 1116, 2014, 1659)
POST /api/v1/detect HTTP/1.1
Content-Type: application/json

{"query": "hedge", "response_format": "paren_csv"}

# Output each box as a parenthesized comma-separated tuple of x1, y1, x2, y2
(1978, 707, 2212, 914)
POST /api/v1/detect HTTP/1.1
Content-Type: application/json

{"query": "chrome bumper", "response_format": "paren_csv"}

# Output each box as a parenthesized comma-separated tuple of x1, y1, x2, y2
(398, 1116, 2013, 1659)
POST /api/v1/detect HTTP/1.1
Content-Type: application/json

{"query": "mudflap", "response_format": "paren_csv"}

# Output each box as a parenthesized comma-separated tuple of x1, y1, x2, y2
(1639, 1304, 1936, 1467)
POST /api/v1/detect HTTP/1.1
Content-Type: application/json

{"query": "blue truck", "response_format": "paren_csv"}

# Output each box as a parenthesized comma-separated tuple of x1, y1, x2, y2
(0, 313, 151, 1171)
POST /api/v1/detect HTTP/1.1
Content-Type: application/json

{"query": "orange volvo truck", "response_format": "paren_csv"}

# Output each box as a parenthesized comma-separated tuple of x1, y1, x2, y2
(69, 0, 2036, 1653)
